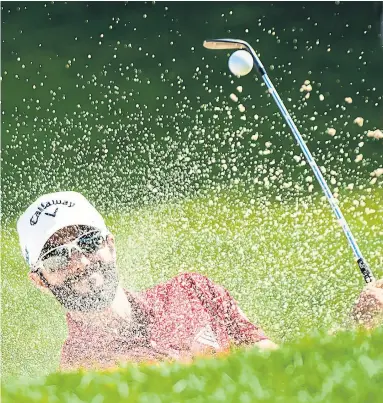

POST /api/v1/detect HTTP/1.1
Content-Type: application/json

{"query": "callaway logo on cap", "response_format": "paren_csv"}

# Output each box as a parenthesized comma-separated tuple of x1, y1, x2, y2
(17, 191, 108, 268)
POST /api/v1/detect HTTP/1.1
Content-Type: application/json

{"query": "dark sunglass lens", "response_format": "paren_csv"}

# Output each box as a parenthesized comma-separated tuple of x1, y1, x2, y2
(78, 232, 104, 253)
(43, 253, 69, 272)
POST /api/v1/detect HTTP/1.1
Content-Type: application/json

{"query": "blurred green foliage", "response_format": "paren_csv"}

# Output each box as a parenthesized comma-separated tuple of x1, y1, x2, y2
(2, 326, 383, 403)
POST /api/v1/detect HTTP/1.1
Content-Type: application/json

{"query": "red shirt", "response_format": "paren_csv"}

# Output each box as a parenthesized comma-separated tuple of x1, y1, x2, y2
(60, 273, 268, 370)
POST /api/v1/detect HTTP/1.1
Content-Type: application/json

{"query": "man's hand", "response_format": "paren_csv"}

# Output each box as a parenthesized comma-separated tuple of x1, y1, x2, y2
(352, 279, 383, 330)
(255, 339, 279, 351)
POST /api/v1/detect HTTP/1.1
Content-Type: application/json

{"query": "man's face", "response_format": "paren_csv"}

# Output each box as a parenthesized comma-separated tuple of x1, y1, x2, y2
(31, 225, 119, 312)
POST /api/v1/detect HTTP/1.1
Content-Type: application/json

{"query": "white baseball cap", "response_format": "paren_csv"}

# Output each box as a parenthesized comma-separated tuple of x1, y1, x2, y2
(17, 191, 109, 268)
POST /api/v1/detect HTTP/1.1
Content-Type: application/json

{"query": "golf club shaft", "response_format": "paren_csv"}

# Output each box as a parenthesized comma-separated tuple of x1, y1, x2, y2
(204, 39, 375, 283)
(262, 73, 374, 284)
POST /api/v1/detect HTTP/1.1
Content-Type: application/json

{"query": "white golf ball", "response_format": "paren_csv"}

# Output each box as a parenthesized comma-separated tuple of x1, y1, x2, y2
(228, 50, 253, 77)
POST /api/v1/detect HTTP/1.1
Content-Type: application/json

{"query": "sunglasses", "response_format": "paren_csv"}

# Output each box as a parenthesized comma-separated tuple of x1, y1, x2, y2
(33, 230, 109, 273)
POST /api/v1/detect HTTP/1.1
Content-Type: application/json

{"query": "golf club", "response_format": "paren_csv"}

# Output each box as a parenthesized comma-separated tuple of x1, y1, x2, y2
(203, 38, 375, 284)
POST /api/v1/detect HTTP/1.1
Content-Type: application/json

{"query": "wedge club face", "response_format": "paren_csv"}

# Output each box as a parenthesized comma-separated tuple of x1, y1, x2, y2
(203, 39, 248, 50)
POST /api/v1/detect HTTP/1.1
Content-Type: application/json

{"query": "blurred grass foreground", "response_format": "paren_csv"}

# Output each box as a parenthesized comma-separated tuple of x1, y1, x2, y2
(2, 327, 383, 403)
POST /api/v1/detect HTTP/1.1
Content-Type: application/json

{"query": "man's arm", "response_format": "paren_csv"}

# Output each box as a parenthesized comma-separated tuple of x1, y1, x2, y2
(179, 273, 278, 350)
(210, 279, 279, 350)
(352, 279, 383, 330)
(60, 338, 82, 371)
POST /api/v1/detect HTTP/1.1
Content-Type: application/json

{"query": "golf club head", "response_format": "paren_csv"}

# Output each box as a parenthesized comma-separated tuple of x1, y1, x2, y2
(203, 38, 265, 76)
(203, 39, 248, 50)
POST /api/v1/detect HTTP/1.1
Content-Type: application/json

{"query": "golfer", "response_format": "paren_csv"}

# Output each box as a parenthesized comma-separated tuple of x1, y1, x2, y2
(17, 191, 277, 370)
(17, 192, 382, 371)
